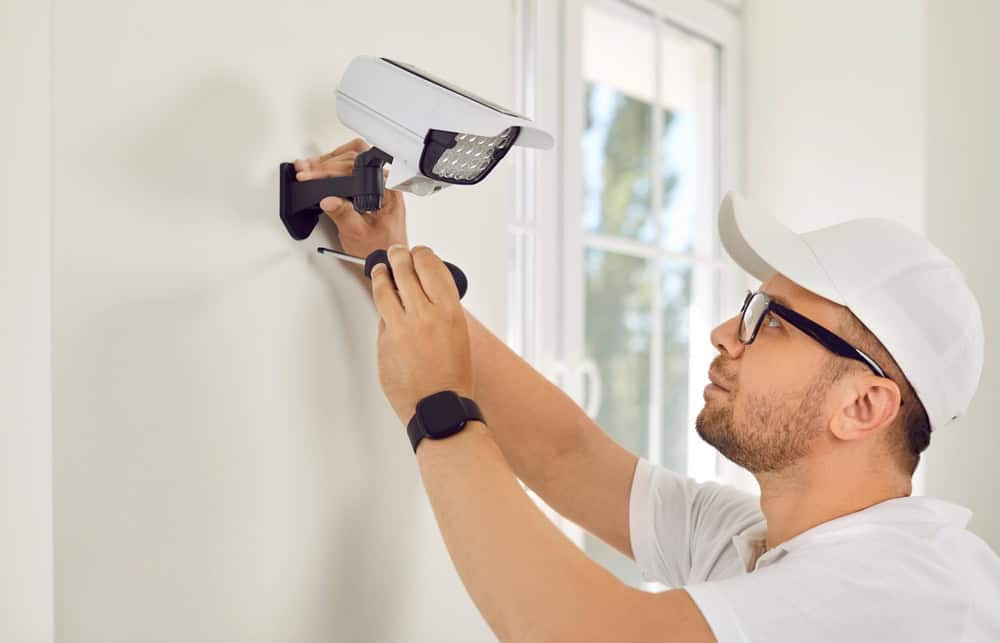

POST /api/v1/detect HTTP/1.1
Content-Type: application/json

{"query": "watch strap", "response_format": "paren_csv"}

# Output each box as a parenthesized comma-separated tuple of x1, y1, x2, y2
(407, 393, 484, 453)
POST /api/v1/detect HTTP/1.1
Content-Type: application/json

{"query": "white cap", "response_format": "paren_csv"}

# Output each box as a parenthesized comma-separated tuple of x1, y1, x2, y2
(718, 191, 985, 433)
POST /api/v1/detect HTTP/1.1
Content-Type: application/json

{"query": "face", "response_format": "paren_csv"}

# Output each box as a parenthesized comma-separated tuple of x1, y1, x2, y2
(695, 273, 847, 474)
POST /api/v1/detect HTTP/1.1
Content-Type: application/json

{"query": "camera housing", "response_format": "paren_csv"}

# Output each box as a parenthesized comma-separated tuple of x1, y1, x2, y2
(337, 56, 553, 195)
(279, 56, 554, 240)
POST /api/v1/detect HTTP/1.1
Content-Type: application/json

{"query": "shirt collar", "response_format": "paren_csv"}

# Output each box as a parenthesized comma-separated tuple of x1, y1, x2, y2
(731, 495, 973, 572)
(732, 519, 770, 572)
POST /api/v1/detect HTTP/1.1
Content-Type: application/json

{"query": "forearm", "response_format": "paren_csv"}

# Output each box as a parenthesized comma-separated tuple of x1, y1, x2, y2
(415, 419, 628, 643)
(460, 307, 595, 490)
(350, 259, 594, 491)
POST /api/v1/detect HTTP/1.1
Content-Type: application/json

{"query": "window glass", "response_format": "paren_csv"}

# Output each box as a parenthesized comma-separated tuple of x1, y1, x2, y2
(579, 2, 722, 590)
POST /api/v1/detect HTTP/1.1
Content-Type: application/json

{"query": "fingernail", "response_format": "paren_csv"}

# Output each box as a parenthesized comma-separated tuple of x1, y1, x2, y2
(388, 243, 404, 252)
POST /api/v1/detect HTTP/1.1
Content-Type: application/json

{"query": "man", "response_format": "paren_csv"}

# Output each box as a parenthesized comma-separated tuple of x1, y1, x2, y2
(295, 139, 1000, 642)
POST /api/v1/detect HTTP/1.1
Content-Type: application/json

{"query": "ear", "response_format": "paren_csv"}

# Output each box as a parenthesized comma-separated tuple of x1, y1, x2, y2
(829, 374, 902, 442)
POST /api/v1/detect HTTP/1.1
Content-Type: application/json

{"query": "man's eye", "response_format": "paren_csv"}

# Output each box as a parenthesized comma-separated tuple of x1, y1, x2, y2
(765, 314, 781, 329)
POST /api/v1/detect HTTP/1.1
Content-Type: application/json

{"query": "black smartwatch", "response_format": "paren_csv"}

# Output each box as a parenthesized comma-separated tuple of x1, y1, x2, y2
(406, 390, 485, 453)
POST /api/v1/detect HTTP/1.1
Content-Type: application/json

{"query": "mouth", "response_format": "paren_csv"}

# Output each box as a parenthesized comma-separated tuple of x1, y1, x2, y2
(708, 370, 730, 393)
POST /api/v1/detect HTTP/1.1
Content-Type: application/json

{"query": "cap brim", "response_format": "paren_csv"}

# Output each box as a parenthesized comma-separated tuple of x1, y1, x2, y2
(718, 191, 846, 306)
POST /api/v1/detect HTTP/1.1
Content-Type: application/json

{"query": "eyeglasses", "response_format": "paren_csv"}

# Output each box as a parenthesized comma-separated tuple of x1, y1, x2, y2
(738, 289, 903, 407)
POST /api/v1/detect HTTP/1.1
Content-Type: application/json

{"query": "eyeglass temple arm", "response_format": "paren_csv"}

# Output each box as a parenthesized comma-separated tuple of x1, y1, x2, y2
(772, 303, 888, 379)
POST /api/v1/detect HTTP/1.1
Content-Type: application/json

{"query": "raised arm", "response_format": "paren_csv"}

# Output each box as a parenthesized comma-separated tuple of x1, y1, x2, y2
(298, 140, 640, 559)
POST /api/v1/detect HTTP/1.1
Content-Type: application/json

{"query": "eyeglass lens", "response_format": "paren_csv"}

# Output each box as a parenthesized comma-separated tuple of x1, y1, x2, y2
(739, 290, 769, 343)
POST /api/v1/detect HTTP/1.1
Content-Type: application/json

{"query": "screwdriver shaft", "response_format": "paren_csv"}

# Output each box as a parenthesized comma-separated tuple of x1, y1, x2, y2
(317, 247, 365, 265)
(316, 245, 469, 300)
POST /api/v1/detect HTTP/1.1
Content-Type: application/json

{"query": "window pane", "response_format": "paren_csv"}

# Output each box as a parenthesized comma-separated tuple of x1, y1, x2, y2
(582, 83, 654, 241)
(574, 4, 724, 591)
(582, 246, 652, 587)
(582, 4, 656, 242)
(583, 4, 655, 103)
(659, 25, 719, 257)
(659, 259, 692, 473)
(688, 263, 730, 482)
(583, 247, 653, 457)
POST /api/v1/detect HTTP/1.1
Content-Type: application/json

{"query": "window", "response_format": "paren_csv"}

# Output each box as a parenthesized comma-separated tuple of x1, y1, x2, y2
(509, 0, 748, 590)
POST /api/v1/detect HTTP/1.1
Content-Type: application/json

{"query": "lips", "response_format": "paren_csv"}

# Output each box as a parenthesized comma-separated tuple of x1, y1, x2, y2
(708, 370, 730, 392)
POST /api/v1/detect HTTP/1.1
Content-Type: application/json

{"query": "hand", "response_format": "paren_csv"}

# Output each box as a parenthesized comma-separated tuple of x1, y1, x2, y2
(371, 244, 476, 425)
(293, 137, 408, 259)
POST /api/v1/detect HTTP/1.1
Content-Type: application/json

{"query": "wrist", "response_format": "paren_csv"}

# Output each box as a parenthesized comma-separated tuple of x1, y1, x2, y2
(406, 390, 485, 454)
(403, 387, 475, 419)
(415, 419, 493, 457)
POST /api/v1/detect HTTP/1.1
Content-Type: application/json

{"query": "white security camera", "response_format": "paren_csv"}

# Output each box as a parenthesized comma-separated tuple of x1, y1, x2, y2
(337, 56, 554, 194)
(279, 55, 554, 240)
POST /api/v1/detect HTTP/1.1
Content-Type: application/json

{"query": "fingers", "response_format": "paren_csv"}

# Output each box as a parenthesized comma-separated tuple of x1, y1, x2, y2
(319, 169, 391, 219)
(295, 159, 354, 181)
(371, 245, 456, 329)
(371, 263, 404, 326)
(321, 137, 369, 161)
(295, 157, 390, 183)
(293, 138, 370, 173)
(386, 245, 429, 314)
(411, 246, 460, 308)
(293, 138, 395, 227)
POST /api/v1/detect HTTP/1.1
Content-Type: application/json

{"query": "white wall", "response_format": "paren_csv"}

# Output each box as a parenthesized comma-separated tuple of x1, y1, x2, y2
(45, 0, 515, 641)
(1, 1, 54, 641)
(742, 0, 926, 232)
(922, 0, 1000, 551)
(740, 0, 999, 551)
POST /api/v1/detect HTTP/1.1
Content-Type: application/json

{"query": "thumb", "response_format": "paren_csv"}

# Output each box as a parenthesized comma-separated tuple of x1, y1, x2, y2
(320, 196, 365, 229)
(319, 196, 364, 227)
(319, 195, 345, 212)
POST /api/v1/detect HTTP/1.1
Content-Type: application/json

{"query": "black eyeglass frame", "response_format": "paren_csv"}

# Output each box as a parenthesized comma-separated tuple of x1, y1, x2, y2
(738, 289, 904, 407)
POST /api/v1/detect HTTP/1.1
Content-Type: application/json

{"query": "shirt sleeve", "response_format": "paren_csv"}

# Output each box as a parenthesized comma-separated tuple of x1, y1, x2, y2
(629, 456, 762, 587)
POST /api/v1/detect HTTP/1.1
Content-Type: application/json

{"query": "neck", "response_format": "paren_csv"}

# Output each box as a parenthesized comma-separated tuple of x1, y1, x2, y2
(754, 455, 912, 549)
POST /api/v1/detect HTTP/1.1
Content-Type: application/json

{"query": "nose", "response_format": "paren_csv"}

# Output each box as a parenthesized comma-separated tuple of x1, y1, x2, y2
(711, 313, 745, 359)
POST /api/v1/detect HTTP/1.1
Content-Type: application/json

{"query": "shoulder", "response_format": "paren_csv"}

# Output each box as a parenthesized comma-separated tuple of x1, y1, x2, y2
(633, 457, 762, 533)
(684, 523, 1000, 642)
(630, 458, 763, 586)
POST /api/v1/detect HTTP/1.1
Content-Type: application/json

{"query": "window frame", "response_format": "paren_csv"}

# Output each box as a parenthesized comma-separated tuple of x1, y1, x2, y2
(508, 0, 752, 580)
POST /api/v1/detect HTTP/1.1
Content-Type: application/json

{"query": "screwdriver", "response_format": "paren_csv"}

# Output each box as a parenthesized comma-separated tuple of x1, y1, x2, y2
(316, 246, 468, 300)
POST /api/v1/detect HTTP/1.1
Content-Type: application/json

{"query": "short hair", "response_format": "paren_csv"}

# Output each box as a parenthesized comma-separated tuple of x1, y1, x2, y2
(828, 308, 931, 477)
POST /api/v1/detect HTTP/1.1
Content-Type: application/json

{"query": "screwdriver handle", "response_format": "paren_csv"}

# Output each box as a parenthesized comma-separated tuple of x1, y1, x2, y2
(363, 248, 468, 300)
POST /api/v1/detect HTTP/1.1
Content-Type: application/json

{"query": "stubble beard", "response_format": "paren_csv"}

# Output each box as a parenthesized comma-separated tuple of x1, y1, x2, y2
(695, 375, 827, 474)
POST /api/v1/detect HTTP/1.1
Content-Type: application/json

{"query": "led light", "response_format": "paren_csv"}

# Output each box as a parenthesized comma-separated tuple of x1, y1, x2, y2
(430, 127, 518, 182)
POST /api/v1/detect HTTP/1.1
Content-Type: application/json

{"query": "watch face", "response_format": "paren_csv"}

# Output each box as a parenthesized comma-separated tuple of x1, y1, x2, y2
(417, 390, 468, 438)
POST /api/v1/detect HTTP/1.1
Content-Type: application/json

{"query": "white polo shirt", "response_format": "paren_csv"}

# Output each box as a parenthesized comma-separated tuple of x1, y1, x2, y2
(629, 456, 1000, 642)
